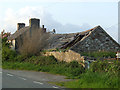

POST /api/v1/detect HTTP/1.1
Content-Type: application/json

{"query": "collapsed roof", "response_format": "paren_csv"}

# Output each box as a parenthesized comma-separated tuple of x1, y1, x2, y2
(46, 26, 98, 49)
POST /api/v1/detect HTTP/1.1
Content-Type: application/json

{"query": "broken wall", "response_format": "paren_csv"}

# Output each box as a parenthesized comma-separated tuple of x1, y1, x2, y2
(44, 50, 85, 66)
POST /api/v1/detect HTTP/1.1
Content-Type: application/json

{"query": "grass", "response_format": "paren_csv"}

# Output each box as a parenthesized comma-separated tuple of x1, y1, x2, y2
(2, 61, 41, 71)
(81, 51, 116, 58)
(2, 60, 85, 79)
(51, 71, 119, 88)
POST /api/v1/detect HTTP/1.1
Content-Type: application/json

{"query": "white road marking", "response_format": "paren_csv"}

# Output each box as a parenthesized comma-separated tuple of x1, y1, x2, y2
(7, 74, 13, 76)
(33, 81, 43, 85)
(0, 72, 2, 74)
(19, 77, 27, 80)
(53, 86, 59, 88)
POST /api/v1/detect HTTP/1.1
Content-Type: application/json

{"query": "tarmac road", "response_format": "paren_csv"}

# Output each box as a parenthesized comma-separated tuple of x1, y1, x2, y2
(2, 69, 71, 89)
(2, 71, 55, 88)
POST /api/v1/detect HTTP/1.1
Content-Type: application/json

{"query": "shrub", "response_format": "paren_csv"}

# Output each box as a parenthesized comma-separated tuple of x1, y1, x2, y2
(68, 67, 85, 77)
(28, 56, 57, 66)
(2, 47, 17, 62)
(66, 61, 80, 68)
(2, 37, 10, 48)
(2, 35, 18, 62)
(89, 60, 120, 75)
(65, 61, 85, 77)
(14, 55, 26, 62)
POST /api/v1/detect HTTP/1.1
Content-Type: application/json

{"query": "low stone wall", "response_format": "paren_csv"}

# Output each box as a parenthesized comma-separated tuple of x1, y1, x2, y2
(44, 50, 85, 65)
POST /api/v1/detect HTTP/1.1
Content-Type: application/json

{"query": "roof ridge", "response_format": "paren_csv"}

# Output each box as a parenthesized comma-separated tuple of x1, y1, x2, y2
(8, 26, 30, 40)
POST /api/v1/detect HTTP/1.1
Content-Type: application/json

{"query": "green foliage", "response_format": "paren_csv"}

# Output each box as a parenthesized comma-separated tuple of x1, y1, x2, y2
(2, 61, 41, 71)
(56, 48, 59, 51)
(81, 51, 116, 58)
(2, 46, 17, 62)
(89, 60, 119, 75)
(14, 55, 27, 62)
(56, 71, 119, 88)
(2, 37, 10, 47)
(2, 37, 7, 43)
(68, 67, 84, 77)
(66, 61, 79, 68)
(28, 56, 57, 66)
(2, 36, 16, 62)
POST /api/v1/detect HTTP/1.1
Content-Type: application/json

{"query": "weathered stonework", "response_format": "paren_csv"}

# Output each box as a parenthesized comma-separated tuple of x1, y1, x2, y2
(70, 26, 120, 53)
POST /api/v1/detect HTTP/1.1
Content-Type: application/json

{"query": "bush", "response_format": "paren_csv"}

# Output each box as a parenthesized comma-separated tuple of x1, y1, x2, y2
(2, 47, 17, 62)
(28, 56, 57, 66)
(2, 37, 10, 48)
(68, 67, 85, 77)
(66, 61, 80, 68)
(14, 55, 26, 62)
(2, 36, 18, 62)
(65, 61, 85, 77)
(89, 60, 120, 75)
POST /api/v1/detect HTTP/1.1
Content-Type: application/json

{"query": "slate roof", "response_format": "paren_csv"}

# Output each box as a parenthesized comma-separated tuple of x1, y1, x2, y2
(46, 26, 99, 49)
(7, 26, 30, 40)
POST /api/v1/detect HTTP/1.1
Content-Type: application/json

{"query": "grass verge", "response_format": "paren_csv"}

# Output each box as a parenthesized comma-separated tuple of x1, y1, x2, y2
(2, 60, 85, 79)
(49, 71, 119, 88)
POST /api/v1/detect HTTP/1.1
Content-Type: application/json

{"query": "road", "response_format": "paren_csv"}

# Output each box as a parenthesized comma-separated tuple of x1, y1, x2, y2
(2, 69, 72, 89)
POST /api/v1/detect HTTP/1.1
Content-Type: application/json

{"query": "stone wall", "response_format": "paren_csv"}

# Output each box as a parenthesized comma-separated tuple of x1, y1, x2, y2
(44, 50, 85, 65)
(71, 26, 120, 53)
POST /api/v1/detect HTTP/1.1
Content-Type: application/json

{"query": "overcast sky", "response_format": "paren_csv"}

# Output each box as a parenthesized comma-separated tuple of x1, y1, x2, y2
(0, 0, 119, 42)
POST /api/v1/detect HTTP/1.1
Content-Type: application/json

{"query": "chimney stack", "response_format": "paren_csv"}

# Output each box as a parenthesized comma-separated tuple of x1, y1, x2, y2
(29, 18, 40, 28)
(17, 23, 25, 30)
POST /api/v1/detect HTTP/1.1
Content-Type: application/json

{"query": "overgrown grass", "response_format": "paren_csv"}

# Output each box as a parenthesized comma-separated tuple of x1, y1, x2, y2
(81, 51, 116, 58)
(2, 61, 41, 71)
(2, 58, 85, 78)
(49, 60, 120, 88)
(53, 71, 119, 88)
